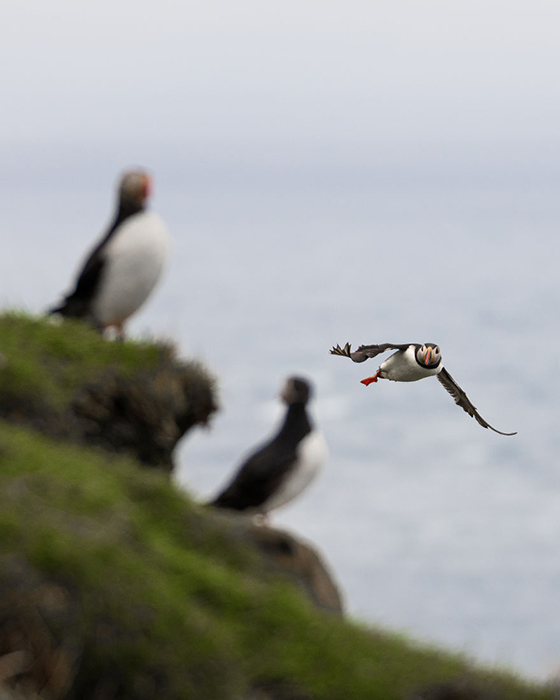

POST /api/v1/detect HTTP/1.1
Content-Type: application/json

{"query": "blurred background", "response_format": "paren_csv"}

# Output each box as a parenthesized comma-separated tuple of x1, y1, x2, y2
(2, 0, 559, 679)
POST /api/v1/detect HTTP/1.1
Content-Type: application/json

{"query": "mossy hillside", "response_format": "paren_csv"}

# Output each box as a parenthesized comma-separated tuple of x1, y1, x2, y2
(0, 425, 552, 700)
(0, 312, 163, 410)
(0, 312, 217, 468)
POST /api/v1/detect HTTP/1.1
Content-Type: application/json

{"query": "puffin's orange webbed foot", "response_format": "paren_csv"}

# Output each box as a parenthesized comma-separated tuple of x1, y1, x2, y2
(361, 371, 380, 386)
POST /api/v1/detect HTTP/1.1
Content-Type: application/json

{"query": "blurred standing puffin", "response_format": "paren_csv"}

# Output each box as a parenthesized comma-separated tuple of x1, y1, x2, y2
(331, 342, 516, 436)
(210, 376, 328, 517)
(50, 169, 170, 338)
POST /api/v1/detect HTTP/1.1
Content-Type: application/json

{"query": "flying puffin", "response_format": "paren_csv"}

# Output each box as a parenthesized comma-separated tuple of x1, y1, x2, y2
(50, 169, 170, 338)
(210, 376, 328, 516)
(330, 342, 516, 436)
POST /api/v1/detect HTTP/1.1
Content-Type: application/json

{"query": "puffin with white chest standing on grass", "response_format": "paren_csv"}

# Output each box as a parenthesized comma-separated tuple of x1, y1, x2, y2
(331, 341, 516, 436)
(210, 376, 328, 518)
(50, 169, 171, 339)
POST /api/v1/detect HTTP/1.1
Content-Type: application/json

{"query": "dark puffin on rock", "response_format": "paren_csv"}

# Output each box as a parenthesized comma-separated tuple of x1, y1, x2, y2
(50, 169, 170, 338)
(210, 376, 328, 517)
(331, 341, 516, 436)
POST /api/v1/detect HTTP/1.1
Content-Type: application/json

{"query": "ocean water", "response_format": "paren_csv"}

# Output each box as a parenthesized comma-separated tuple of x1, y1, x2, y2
(2, 172, 560, 679)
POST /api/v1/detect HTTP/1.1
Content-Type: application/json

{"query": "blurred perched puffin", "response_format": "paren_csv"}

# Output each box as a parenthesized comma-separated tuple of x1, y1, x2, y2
(331, 342, 516, 436)
(50, 169, 170, 338)
(210, 376, 328, 516)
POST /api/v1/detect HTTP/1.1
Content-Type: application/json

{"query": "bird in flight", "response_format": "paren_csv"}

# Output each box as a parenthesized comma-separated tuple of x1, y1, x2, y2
(330, 342, 516, 436)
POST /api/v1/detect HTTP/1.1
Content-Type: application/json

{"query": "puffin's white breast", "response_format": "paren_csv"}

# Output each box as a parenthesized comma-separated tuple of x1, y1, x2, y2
(380, 345, 442, 382)
(263, 430, 328, 513)
(92, 211, 170, 327)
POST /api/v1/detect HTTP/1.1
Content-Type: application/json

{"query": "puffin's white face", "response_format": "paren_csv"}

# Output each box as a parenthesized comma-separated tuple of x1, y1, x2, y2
(280, 376, 311, 405)
(416, 344, 441, 368)
(119, 170, 151, 208)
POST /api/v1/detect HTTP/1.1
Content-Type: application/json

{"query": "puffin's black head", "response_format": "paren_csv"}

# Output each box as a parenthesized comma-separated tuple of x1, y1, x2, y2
(119, 169, 152, 210)
(280, 376, 312, 405)
(415, 343, 442, 368)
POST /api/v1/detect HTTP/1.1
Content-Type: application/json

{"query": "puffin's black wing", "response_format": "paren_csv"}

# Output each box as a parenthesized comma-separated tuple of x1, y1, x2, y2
(330, 342, 410, 363)
(437, 367, 517, 436)
(211, 441, 298, 511)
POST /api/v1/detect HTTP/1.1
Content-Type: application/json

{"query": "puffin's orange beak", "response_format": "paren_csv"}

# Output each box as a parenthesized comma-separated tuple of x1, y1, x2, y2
(142, 174, 152, 199)
(424, 348, 433, 365)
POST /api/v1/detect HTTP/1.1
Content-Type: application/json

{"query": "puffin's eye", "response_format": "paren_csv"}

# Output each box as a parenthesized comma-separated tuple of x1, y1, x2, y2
(434, 347, 440, 355)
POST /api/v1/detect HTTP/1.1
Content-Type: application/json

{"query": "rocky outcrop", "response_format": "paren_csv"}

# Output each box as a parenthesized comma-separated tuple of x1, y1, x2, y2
(240, 523, 344, 615)
(71, 361, 217, 469)
(0, 314, 217, 471)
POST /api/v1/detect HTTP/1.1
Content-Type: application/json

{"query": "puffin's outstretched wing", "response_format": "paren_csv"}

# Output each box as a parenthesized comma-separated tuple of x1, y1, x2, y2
(437, 367, 517, 436)
(330, 342, 409, 363)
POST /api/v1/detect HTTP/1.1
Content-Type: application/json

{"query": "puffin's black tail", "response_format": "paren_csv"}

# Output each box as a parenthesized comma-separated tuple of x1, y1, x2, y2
(48, 302, 66, 316)
(208, 484, 257, 512)
(208, 493, 241, 511)
(48, 296, 91, 319)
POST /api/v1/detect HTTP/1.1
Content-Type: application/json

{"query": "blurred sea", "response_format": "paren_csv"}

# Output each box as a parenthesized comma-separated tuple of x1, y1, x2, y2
(3, 168, 560, 679)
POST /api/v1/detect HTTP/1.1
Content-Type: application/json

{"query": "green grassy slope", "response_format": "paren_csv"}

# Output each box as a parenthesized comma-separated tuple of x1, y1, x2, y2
(0, 312, 217, 468)
(0, 312, 163, 409)
(0, 425, 552, 700)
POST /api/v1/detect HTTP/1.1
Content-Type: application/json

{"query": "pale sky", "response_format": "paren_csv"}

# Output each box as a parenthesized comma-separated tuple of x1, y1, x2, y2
(2, 1, 560, 173)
